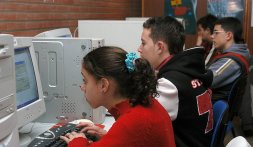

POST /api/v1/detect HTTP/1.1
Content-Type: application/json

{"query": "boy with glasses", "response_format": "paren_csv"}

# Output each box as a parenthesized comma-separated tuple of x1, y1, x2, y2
(207, 17, 253, 136)
(207, 17, 250, 101)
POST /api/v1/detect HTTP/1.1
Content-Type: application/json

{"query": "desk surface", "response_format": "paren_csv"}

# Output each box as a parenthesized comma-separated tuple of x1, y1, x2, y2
(19, 116, 115, 147)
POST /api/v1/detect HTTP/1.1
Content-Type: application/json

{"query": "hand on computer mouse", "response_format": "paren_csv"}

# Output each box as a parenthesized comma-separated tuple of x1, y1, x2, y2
(77, 122, 107, 140)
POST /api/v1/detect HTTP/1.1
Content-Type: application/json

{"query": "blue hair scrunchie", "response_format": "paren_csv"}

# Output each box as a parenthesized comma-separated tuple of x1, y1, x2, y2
(125, 52, 138, 73)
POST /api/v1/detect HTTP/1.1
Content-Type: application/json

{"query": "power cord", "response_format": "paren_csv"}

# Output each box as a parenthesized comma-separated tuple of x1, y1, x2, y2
(73, 27, 78, 37)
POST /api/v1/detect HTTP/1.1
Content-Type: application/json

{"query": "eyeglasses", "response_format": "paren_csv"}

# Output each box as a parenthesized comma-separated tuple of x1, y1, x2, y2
(212, 31, 225, 36)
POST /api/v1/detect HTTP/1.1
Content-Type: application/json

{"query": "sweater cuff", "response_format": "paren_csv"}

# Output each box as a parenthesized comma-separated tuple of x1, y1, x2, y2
(68, 137, 89, 147)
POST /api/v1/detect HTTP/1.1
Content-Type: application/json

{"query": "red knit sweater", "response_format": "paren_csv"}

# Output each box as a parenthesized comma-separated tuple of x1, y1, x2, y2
(68, 99, 175, 147)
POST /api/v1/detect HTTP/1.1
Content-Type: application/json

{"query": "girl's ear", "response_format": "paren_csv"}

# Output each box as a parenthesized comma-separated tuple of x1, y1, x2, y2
(99, 77, 109, 93)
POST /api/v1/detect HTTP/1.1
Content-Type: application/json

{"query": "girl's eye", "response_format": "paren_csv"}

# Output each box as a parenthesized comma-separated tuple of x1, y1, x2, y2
(83, 79, 86, 84)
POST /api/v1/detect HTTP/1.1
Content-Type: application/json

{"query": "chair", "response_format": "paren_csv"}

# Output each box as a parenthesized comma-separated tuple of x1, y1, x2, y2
(211, 100, 229, 147)
(226, 136, 251, 147)
(226, 75, 248, 136)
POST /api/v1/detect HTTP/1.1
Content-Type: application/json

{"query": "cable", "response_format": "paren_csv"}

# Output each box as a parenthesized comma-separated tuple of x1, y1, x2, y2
(73, 27, 78, 37)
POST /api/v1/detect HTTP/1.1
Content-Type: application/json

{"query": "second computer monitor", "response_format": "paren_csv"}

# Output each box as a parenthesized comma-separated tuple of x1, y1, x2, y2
(35, 28, 72, 38)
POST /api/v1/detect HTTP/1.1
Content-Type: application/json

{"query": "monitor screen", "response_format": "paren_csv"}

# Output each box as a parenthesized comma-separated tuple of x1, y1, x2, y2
(15, 47, 39, 109)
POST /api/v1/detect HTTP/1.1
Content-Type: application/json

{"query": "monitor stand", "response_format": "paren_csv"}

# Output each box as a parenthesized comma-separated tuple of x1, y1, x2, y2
(18, 123, 35, 147)
(19, 133, 32, 147)
(18, 122, 55, 147)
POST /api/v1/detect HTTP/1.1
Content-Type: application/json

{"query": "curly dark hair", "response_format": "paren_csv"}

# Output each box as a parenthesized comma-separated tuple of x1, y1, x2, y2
(197, 14, 218, 34)
(82, 46, 158, 106)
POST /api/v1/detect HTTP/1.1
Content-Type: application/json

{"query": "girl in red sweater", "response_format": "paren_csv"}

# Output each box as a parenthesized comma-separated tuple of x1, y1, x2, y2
(60, 46, 175, 147)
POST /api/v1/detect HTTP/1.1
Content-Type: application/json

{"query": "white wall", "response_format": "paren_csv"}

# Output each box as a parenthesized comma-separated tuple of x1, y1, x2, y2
(78, 20, 145, 54)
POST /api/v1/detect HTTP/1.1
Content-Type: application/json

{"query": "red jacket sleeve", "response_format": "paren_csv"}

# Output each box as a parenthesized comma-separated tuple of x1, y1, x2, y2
(68, 137, 89, 147)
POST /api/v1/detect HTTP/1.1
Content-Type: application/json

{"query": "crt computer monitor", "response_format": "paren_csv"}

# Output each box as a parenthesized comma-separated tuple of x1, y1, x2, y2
(35, 28, 72, 38)
(14, 37, 46, 129)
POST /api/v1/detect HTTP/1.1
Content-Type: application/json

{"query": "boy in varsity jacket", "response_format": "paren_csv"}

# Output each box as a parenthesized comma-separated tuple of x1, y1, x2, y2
(139, 16, 213, 147)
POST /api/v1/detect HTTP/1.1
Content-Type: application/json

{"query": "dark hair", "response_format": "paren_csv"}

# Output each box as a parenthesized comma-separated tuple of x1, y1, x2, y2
(215, 17, 244, 43)
(82, 46, 158, 106)
(143, 16, 185, 54)
(197, 14, 218, 34)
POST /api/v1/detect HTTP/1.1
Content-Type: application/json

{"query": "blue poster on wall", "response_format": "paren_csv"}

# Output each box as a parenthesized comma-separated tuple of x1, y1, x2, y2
(164, 0, 197, 34)
(207, 0, 244, 22)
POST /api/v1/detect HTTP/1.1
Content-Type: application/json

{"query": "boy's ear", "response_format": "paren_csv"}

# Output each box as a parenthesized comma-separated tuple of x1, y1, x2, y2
(157, 41, 166, 54)
(225, 31, 233, 40)
(206, 28, 211, 35)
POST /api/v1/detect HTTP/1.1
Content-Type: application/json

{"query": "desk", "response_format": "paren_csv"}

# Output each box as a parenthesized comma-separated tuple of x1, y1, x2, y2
(19, 116, 115, 147)
(19, 123, 54, 147)
(102, 116, 115, 131)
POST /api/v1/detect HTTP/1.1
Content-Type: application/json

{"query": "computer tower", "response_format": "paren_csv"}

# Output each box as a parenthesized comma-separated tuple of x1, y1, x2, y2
(0, 34, 19, 147)
(32, 38, 106, 124)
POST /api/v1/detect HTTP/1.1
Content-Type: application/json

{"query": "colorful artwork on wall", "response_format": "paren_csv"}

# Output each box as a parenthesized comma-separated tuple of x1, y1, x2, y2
(164, 0, 197, 34)
(207, 0, 244, 22)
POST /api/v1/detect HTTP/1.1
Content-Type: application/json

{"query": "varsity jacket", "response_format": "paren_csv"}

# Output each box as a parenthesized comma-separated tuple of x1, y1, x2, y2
(156, 47, 213, 147)
(207, 43, 250, 100)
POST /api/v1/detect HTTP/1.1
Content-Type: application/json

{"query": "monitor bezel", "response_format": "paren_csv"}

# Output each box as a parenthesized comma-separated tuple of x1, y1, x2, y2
(14, 37, 46, 128)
